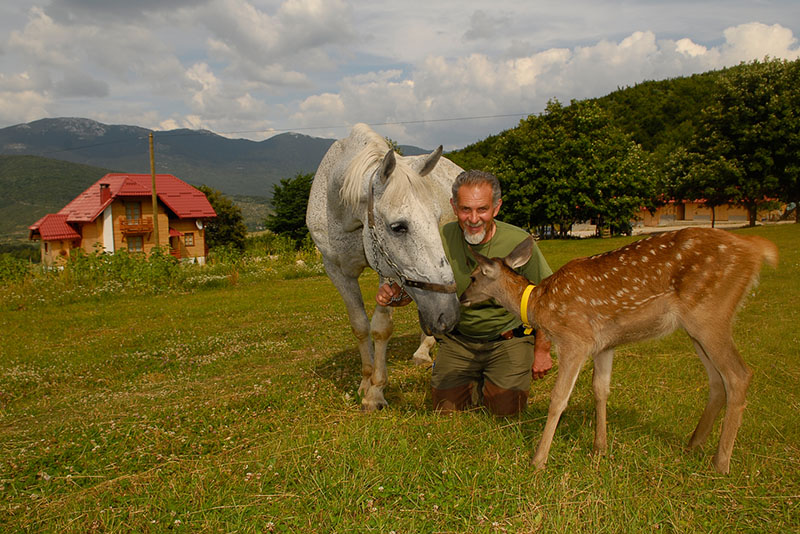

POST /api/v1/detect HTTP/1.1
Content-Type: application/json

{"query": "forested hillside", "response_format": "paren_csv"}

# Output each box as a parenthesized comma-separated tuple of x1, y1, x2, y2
(0, 155, 114, 242)
(447, 69, 722, 171)
(447, 59, 799, 236)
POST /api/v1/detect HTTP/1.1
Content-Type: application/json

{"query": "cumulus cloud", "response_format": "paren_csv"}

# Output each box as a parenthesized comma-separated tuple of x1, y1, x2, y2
(195, 0, 354, 88)
(463, 10, 511, 41)
(291, 22, 800, 149)
(0, 0, 798, 149)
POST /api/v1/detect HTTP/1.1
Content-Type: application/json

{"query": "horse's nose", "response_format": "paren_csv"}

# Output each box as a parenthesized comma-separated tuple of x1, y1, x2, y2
(436, 311, 456, 334)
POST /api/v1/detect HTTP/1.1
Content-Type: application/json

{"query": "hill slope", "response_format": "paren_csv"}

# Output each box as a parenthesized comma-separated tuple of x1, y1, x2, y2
(0, 119, 336, 198)
(0, 118, 430, 199)
(0, 155, 114, 242)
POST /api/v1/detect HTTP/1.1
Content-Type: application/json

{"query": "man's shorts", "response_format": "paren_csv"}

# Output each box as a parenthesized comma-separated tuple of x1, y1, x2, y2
(431, 332, 535, 392)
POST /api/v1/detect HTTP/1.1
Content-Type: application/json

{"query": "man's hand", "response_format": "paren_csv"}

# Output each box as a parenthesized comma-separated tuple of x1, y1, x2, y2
(376, 282, 412, 307)
(532, 331, 552, 380)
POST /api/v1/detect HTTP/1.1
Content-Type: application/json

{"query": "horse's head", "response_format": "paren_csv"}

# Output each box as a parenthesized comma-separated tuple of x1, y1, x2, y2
(366, 147, 460, 336)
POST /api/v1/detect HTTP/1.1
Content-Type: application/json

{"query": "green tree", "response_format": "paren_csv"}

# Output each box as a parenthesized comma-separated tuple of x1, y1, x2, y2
(384, 137, 403, 156)
(691, 58, 799, 226)
(447, 135, 500, 172)
(264, 172, 314, 245)
(197, 185, 248, 251)
(773, 59, 800, 222)
(492, 99, 655, 237)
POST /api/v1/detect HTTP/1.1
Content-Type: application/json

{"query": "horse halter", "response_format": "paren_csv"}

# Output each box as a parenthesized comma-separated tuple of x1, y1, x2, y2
(367, 178, 457, 295)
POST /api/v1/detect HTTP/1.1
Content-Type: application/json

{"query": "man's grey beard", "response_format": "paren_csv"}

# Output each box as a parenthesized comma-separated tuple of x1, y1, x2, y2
(463, 226, 486, 245)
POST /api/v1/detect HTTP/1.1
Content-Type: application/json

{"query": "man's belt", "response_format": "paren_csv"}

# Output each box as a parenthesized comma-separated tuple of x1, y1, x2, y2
(451, 325, 535, 343)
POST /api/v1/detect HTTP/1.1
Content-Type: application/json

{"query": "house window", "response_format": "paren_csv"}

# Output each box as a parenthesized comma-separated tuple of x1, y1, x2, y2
(125, 202, 141, 222)
(128, 236, 143, 252)
(184, 233, 194, 247)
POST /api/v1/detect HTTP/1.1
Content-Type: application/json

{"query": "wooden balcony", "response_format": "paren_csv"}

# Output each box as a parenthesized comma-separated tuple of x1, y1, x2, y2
(119, 217, 153, 235)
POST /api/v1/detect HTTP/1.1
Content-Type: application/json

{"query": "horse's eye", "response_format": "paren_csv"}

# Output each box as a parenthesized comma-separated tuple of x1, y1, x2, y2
(389, 222, 408, 234)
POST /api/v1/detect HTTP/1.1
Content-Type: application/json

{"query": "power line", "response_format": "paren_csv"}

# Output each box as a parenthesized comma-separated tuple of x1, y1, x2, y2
(206, 112, 532, 137)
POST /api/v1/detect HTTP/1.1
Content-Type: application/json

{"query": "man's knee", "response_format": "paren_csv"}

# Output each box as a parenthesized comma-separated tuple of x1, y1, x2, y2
(483, 380, 528, 416)
(431, 383, 473, 413)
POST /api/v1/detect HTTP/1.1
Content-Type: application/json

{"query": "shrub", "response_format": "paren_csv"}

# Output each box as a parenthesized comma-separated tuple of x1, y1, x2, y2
(0, 255, 30, 284)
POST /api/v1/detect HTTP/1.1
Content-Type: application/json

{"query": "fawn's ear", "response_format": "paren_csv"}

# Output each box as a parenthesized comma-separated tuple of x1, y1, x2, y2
(504, 236, 534, 270)
(468, 246, 501, 278)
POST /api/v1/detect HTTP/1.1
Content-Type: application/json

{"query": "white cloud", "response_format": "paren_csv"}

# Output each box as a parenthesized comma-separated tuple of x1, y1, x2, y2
(0, 88, 51, 125)
(720, 22, 800, 62)
(676, 38, 707, 58)
(463, 10, 511, 41)
(286, 22, 800, 149)
(0, 1, 798, 149)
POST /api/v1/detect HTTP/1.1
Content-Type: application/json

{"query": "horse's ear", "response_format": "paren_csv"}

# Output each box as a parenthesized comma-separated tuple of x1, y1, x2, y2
(416, 145, 443, 177)
(379, 149, 396, 184)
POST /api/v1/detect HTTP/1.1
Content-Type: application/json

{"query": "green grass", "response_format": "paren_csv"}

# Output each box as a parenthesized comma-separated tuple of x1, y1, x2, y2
(1, 224, 798, 532)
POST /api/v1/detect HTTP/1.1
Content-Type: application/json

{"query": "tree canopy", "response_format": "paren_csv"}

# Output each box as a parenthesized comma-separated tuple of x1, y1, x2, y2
(689, 58, 799, 225)
(197, 185, 248, 251)
(491, 99, 655, 237)
(448, 58, 800, 230)
(264, 172, 314, 244)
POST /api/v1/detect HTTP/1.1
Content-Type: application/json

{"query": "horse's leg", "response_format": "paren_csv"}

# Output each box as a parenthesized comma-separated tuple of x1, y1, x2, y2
(322, 259, 375, 402)
(412, 333, 436, 365)
(366, 302, 393, 411)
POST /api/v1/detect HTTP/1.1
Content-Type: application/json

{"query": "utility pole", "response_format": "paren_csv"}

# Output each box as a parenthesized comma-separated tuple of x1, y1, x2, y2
(149, 132, 160, 248)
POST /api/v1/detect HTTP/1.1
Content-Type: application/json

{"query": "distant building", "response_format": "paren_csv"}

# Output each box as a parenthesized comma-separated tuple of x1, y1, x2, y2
(29, 173, 216, 266)
(638, 200, 784, 226)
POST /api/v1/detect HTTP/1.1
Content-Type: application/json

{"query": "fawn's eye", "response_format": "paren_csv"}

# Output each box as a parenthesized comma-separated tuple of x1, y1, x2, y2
(389, 222, 408, 234)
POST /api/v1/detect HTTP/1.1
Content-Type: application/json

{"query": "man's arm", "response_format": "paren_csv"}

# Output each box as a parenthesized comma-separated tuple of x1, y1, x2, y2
(532, 331, 552, 380)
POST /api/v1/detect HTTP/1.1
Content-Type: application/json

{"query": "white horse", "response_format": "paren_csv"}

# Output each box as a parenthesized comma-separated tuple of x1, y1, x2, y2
(306, 124, 463, 411)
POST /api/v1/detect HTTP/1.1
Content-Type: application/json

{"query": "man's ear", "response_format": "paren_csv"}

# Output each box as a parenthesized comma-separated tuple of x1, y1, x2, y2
(492, 197, 502, 218)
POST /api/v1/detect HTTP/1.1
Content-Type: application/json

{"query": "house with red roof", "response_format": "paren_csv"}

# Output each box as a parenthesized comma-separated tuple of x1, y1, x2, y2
(29, 173, 216, 266)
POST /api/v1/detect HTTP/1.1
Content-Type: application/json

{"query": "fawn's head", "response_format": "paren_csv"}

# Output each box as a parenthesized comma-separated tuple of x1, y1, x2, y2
(460, 236, 534, 307)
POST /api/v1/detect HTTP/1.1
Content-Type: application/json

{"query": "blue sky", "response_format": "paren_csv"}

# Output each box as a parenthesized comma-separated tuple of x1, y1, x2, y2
(1, 0, 798, 149)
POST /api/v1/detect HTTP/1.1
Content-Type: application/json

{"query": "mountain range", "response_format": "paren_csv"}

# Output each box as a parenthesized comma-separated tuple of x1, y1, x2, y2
(0, 118, 430, 242)
(0, 118, 428, 199)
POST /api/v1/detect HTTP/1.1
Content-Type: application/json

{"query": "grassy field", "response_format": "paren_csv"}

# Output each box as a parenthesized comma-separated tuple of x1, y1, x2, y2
(1, 224, 797, 533)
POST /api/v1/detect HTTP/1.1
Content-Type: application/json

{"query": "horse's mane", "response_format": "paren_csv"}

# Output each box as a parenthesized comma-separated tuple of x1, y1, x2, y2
(339, 124, 436, 212)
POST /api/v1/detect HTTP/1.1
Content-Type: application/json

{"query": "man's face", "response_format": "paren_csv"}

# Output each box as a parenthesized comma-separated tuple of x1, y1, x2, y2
(450, 182, 502, 245)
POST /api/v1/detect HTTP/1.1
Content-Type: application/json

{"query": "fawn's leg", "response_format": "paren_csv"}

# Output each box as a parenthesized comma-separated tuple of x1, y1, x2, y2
(532, 348, 588, 469)
(687, 327, 752, 474)
(687, 337, 726, 450)
(592, 349, 614, 454)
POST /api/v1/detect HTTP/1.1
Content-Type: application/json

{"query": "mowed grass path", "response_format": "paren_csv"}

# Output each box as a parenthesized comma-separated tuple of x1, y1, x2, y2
(1, 225, 797, 533)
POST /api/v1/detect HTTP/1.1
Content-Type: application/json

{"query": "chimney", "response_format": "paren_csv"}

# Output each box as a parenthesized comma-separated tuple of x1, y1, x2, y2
(100, 183, 111, 204)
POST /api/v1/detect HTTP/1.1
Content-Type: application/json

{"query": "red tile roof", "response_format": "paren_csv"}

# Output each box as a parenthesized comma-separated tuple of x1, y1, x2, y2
(30, 173, 216, 241)
(30, 214, 81, 241)
(58, 173, 216, 223)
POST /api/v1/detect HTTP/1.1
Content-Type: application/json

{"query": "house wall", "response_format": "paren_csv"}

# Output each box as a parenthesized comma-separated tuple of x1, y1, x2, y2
(68, 198, 208, 261)
(111, 199, 170, 253)
(41, 239, 74, 266)
(169, 219, 207, 262)
(80, 219, 102, 254)
(643, 202, 785, 226)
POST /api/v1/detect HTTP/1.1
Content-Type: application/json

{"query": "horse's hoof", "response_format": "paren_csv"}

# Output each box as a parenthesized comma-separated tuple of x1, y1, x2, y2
(361, 401, 387, 412)
(412, 354, 432, 366)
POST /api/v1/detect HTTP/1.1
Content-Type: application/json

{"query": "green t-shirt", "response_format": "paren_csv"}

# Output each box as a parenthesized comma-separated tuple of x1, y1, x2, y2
(442, 220, 553, 340)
